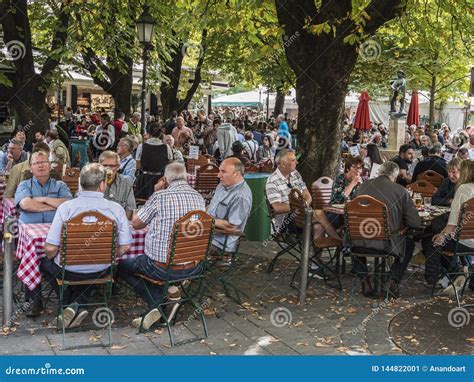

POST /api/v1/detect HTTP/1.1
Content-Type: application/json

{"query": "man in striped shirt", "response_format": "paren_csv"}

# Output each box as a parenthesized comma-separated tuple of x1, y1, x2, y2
(117, 162, 205, 329)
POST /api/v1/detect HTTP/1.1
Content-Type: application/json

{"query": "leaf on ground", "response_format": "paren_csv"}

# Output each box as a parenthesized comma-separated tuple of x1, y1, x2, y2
(293, 320, 304, 327)
(154, 329, 164, 335)
(336, 346, 348, 352)
(466, 337, 474, 343)
(121, 334, 131, 339)
(110, 345, 127, 350)
(209, 351, 217, 355)
(296, 342, 308, 346)
(315, 342, 331, 347)
(346, 307, 357, 313)
(412, 316, 420, 320)
(89, 335, 102, 342)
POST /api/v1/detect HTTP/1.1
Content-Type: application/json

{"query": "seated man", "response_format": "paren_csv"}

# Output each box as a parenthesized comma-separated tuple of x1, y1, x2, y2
(207, 158, 252, 263)
(117, 162, 206, 330)
(265, 150, 339, 279)
(117, 137, 137, 183)
(392, 144, 414, 187)
(99, 151, 136, 220)
(432, 157, 462, 206)
(0, 138, 28, 173)
(15, 151, 72, 225)
(42, 164, 132, 327)
(4, 142, 53, 198)
(45, 129, 71, 167)
(348, 161, 421, 298)
(411, 146, 448, 182)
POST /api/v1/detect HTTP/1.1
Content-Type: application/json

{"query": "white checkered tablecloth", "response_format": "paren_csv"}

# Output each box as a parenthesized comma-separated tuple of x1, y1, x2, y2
(187, 173, 196, 188)
(16, 223, 147, 291)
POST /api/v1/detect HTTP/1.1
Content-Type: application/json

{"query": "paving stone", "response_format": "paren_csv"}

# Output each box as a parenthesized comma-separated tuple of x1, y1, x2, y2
(0, 334, 53, 354)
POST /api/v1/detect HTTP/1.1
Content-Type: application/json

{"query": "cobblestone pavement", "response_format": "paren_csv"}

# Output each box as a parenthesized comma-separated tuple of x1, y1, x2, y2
(1, 242, 472, 355)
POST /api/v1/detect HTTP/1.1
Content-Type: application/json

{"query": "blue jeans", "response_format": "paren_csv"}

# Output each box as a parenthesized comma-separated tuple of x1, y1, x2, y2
(117, 255, 203, 308)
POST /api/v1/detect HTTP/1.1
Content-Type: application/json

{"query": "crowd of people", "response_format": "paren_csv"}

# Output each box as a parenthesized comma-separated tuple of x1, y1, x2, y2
(1, 104, 473, 329)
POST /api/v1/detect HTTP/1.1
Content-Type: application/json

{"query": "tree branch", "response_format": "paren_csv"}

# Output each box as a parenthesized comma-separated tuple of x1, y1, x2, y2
(364, 0, 404, 35)
(40, 2, 70, 79)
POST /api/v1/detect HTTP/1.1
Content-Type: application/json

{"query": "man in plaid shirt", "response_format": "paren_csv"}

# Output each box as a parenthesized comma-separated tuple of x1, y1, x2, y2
(117, 162, 206, 330)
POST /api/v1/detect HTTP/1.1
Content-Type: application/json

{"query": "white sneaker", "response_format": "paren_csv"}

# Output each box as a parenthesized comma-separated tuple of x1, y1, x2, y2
(442, 276, 466, 297)
(132, 308, 161, 330)
(68, 310, 89, 329)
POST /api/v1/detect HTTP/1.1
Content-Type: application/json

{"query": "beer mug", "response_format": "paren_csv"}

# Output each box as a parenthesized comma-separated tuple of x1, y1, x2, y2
(106, 168, 114, 186)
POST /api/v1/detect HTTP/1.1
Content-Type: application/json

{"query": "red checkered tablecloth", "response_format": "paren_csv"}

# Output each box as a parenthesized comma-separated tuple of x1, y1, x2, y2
(1, 197, 17, 226)
(0, 181, 6, 228)
(16, 223, 147, 291)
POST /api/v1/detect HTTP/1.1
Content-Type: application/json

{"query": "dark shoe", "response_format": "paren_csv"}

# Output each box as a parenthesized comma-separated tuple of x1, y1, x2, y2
(360, 278, 375, 297)
(388, 279, 400, 299)
(25, 299, 44, 318)
(309, 266, 329, 280)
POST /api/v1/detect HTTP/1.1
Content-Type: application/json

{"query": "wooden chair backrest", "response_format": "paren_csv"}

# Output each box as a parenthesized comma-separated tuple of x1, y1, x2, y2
(245, 163, 259, 173)
(195, 164, 220, 193)
(457, 198, 474, 242)
(63, 167, 80, 195)
(311, 176, 334, 210)
(187, 155, 209, 173)
(168, 210, 214, 265)
(259, 159, 274, 173)
(61, 211, 117, 267)
(419, 170, 444, 188)
(288, 188, 308, 230)
(344, 195, 391, 242)
(407, 180, 438, 198)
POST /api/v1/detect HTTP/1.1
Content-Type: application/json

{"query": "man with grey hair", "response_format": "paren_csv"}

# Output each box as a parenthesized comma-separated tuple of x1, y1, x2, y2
(411, 145, 448, 182)
(117, 137, 137, 182)
(128, 112, 142, 136)
(348, 161, 421, 298)
(39, 163, 132, 328)
(118, 162, 206, 330)
(0, 138, 27, 173)
(207, 157, 252, 263)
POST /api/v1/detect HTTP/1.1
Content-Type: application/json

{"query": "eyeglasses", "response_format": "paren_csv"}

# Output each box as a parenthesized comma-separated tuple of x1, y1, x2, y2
(101, 164, 118, 168)
(31, 161, 49, 166)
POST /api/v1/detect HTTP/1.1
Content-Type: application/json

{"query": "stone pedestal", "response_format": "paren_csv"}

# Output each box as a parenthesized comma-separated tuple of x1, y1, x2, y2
(388, 117, 405, 151)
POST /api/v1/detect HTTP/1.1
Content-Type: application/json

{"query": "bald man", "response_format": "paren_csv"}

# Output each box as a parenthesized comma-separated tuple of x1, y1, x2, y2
(207, 158, 253, 260)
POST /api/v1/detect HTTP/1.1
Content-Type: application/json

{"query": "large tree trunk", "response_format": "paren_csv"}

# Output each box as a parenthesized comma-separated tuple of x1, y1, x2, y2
(160, 44, 184, 121)
(275, 0, 403, 184)
(1, 0, 69, 143)
(429, 75, 436, 131)
(108, 62, 133, 118)
(273, 88, 285, 116)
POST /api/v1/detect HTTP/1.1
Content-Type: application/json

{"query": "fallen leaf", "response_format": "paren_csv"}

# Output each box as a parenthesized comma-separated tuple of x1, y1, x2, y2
(346, 307, 357, 313)
(293, 321, 304, 327)
(466, 337, 474, 343)
(412, 316, 419, 320)
(296, 342, 308, 346)
(210, 351, 217, 355)
(336, 347, 348, 352)
(110, 345, 127, 350)
(121, 334, 131, 339)
(315, 342, 331, 347)
(154, 329, 164, 335)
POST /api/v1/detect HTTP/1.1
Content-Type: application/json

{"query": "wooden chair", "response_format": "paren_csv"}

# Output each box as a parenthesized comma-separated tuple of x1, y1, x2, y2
(288, 189, 343, 290)
(432, 198, 474, 308)
(311, 176, 334, 210)
(186, 155, 209, 173)
(407, 180, 438, 198)
(245, 163, 259, 173)
(57, 211, 117, 349)
(344, 195, 396, 298)
(418, 170, 444, 188)
(265, 194, 301, 274)
(135, 210, 214, 346)
(62, 168, 81, 196)
(259, 159, 274, 173)
(195, 164, 220, 202)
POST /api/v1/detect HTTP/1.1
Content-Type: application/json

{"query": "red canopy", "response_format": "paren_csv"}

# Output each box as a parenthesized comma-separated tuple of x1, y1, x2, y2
(353, 90, 371, 131)
(406, 90, 419, 127)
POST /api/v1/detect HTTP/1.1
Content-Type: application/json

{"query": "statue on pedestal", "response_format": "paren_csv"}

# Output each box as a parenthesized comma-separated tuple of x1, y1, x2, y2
(389, 69, 406, 118)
